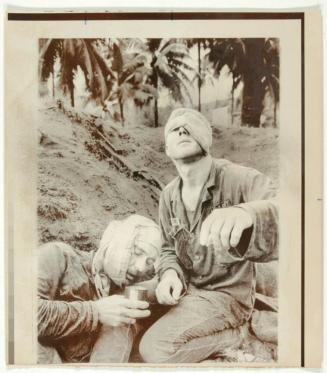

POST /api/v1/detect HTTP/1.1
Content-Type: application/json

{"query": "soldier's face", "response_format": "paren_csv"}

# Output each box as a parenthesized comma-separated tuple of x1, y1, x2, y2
(126, 241, 158, 285)
(165, 125, 202, 160)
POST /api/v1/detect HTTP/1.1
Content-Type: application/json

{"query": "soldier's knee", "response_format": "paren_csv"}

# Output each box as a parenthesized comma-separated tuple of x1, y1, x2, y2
(140, 328, 169, 363)
(139, 328, 174, 364)
(139, 331, 155, 363)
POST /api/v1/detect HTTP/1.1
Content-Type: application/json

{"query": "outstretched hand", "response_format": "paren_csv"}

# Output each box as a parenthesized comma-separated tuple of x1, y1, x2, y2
(200, 207, 253, 253)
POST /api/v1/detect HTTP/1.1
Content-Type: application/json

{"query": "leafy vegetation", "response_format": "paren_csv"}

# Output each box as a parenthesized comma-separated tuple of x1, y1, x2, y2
(207, 38, 279, 127)
(39, 37, 279, 128)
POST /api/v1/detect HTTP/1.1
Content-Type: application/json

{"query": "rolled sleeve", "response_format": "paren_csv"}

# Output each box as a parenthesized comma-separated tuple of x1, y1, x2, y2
(37, 243, 100, 341)
(38, 299, 99, 340)
(236, 199, 278, 262)
(232, 167, 278, 262)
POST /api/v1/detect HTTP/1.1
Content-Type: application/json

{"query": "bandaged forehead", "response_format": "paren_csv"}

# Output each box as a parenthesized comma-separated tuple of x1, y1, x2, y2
(135, 226, 161, 257)
(166, 116, 191, 134)
(165, 110, 207, 135)
(94, 214, 161, 288)
(164, 108, 212, 153)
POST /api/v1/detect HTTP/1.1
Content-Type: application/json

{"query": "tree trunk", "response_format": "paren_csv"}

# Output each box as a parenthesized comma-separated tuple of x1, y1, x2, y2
(197, 40, 202, 112)
(68, 81, 75, 108)
(273, 100, 277, 128)
(154, 98, 159, 128)
(51, 65, 55, 99)
(231, 77, 234, 125)
(241, 39, 266, 127)
(153, 72, 159, 127)
(119, 97, 125, 126)
(70, 87, 75, 107)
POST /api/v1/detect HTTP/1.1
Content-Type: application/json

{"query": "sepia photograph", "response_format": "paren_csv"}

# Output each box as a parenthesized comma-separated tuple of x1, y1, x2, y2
(37, 36, 279, 364)
(4, 9, 321, 368)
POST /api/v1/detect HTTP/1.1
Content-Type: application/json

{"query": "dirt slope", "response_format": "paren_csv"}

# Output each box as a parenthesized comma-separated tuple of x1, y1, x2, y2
(38, 104, 279, 251)
(38, 106, 159, 251)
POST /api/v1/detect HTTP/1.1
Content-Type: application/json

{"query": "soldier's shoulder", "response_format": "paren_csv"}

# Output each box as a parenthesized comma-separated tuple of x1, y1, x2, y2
(213, 158, 234, 170)
(162, 176, 180, 193)
(213, 158, 258, 175)
(160, 176, 180, 203)
(37, 241, 78, 261)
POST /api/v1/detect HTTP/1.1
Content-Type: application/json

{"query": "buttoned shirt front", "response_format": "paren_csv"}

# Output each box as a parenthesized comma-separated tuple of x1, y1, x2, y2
(157, 158, 278, 311)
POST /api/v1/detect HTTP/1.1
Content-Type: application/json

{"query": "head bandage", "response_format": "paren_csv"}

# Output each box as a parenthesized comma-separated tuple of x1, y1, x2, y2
(92, 214, 161, 297)
(165, 108, 212, 154)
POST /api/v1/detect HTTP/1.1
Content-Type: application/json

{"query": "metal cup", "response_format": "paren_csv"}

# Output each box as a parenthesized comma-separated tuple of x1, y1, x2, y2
(124, 285, 148, 301)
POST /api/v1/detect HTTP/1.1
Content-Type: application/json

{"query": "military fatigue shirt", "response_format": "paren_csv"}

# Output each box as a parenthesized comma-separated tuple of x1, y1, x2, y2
(38, 243, 100, 362)
(157, 158, 278, 311)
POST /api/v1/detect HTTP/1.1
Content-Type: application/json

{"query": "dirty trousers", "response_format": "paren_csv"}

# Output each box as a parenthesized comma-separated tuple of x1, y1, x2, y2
(139, 285, 249, 363)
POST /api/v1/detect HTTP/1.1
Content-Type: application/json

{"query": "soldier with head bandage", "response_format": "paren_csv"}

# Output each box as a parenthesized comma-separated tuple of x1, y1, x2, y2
(139, 108, 278, 364)
(37, 214, 161, 364)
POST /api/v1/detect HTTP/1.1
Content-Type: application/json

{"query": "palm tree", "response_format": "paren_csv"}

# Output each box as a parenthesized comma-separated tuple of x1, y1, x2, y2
(39, 39, 62, 98)
(191, 55, 215, 112)
(39, 38, 113, 108)
(240, 39, 266, 127)
(106, 39, 155, 126)
(262, 38, 280, 127)
(145, 39, 195, 127)
(185, 38, 208, 112)
(207, 38, 279, 127)
(207, 39, 245, 125)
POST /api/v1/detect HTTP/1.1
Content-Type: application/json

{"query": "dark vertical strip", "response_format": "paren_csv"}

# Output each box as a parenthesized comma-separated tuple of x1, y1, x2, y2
(301, 13, 305, 367)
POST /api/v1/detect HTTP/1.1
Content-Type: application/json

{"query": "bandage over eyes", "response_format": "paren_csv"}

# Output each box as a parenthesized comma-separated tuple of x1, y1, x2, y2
(165, 108, 212, 154)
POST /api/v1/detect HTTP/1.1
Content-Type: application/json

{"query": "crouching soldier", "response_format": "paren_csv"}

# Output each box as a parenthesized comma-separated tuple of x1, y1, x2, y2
(37, 214, 161, 364)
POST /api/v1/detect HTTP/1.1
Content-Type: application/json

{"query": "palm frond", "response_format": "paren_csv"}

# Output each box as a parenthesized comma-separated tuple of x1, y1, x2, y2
(154, 54, 171, 76)
(39, 39, 62, 81)
(160, 42, 189, 57)
(59, 39, 78, 93)
(157, 38, 172, 53)
(83, 40, 113, 101)
(111, 43, 123, 74)
(170, 70, 193, 104)
(169, 63, 193, 85)
(169, 58, 196, 73)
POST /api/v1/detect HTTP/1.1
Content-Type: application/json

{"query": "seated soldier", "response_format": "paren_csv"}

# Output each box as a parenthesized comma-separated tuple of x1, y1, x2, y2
(139, 108, 278, 363)
(37, 214, 161, 364)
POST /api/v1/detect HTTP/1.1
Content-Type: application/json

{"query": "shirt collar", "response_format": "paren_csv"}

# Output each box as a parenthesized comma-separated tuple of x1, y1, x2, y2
(207, 159, 218, 186)
(170, 159, 217, 206)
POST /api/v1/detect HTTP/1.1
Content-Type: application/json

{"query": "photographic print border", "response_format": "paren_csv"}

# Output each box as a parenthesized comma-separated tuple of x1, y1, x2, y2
(5, 9, 311, 367)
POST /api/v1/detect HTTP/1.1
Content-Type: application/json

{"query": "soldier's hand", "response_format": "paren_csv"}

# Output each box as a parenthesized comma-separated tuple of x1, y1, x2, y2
(95, 295, 150, 327)
(155, 269, 183, 306)
(200, 207, 253, 253)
